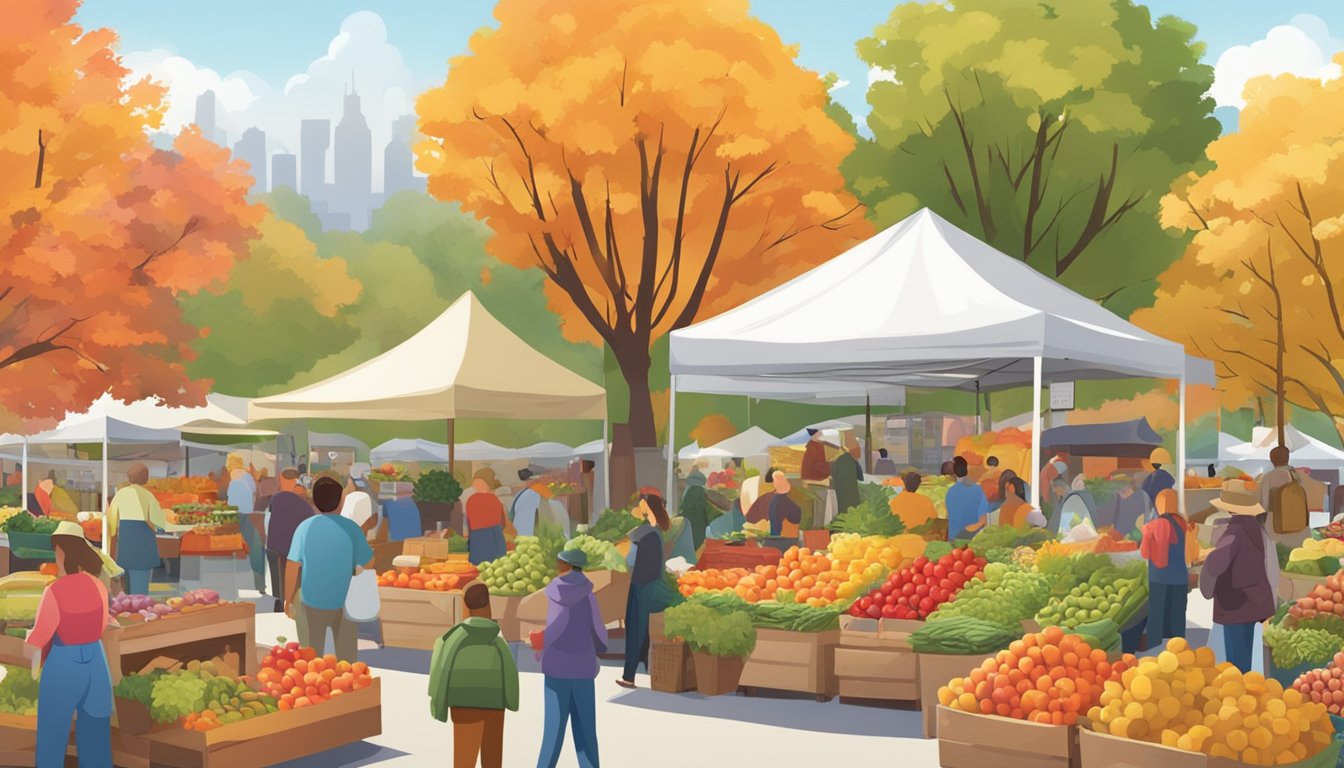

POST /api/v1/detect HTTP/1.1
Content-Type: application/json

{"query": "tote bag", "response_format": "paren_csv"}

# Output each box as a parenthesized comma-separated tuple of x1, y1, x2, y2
(344, 569, 381, 623)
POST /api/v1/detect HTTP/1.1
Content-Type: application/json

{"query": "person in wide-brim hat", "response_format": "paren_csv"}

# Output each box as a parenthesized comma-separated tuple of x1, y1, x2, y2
(1208, 479, 1264, 516)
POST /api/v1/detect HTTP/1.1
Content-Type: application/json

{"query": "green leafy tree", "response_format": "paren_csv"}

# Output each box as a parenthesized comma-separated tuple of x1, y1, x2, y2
(182, 212, 361, 394)
(847, 0, 1219, 313)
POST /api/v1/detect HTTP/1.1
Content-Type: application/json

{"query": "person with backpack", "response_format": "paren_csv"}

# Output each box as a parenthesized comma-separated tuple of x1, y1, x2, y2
(1141, 489, 1192, 643)
(531, 549, 606, 768)
(1201, 480, 1277, 672)
(429, 582, 519, 768)
(1259, 446, 1309, 537)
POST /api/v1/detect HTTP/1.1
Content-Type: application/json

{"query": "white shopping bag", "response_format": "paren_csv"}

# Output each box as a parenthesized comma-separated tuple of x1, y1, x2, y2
(343, 570, 381, 623)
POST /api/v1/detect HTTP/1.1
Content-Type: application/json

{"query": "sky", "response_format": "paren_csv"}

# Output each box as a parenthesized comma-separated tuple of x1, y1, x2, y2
(71, 0, 1344, 190)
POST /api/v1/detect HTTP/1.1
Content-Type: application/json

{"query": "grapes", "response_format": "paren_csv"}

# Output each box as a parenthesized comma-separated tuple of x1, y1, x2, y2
(150, 671, 208, 723)
(478, 537, 559, 595)
(0, 665, 38, 716)
(929, 564, 1051, 625)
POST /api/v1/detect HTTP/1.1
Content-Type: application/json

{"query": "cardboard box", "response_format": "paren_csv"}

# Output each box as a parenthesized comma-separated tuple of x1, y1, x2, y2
(937, 705, 1078, 768)
(402, 536, 451, 561)
(739, 628, 840, 699)
(378, 587, 460, 651)
(835, 615, 919, 702)
(918, 652, 997, 739)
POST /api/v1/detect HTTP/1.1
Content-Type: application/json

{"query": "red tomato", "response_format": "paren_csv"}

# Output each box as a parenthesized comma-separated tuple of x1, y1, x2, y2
(952, 560, 966, 573)
(914, 556, 929, 569)
(866, 603, 883, 619)
(881, 604, 899, 619)
(880, 582, 895, 595)
(859, 596, 872, 611)
(902, 582, 917, 597)
(919, 596, 935, 613)
(965, 565, 980, 578)
(915, 584, 930, 597)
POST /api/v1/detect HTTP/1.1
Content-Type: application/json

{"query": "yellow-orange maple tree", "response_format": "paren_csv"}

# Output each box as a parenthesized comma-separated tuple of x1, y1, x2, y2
(689, 413, 737, 449)
(0, 0, 259, 422)
(416, 0, 869, 447)
(1135, 58, 1344, 445)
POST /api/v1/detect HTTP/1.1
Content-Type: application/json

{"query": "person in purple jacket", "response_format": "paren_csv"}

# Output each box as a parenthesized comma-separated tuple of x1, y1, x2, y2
(1200, 480, 1276, 672)
(530, 549, 607, 768)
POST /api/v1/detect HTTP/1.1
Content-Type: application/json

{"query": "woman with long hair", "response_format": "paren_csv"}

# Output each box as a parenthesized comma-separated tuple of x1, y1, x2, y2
(616, 489, 670, 689)
(29, 523, 118, 768)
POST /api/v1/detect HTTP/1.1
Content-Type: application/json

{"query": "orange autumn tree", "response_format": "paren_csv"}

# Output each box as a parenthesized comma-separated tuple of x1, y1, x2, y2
(689, 413, 737, 449)
(0, 1, 259, 422)
(1135, 57, 1344, 445)
(416, 0, 869, 448)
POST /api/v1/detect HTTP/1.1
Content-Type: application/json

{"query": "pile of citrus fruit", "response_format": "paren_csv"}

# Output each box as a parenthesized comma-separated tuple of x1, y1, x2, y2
(1088, 638, 1334, 765)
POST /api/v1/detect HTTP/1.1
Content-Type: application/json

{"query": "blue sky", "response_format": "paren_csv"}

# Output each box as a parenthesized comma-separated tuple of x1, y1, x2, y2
(70, 1, 1344, 184)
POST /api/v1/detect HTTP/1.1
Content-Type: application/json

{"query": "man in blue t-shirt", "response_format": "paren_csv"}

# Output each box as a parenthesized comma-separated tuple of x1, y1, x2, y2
(945, 456, 989, 541)
(286, 476, 373, 660)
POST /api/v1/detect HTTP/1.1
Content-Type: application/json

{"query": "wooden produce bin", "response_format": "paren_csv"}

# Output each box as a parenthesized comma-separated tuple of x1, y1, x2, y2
(937, 705, 1078, 768)
(378, 587, 461, 651)
(103, 603, 256, 686)
(738, 628, 840, 701)
(144, 678, 382, 768)
(918, 651, 997, 739)
(1279, 572, 1327, 603)
(490, 594, 526, 643)
(0, 712, 36, 767)
(1078, 728, 1341, 768)
(0, 634, 33, 667)
(834, 616, 918, 705)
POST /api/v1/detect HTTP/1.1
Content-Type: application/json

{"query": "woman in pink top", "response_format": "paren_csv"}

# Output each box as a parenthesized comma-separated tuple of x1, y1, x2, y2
(28, 522, 115, 768)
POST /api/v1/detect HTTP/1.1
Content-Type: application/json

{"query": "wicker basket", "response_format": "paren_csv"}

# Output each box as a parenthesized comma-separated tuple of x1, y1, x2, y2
(650, 638, 697, 693)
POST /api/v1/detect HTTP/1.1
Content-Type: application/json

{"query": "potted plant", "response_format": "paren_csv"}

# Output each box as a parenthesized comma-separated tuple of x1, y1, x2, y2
(664, 602, 756, 695)
(413, 470, 464, 532)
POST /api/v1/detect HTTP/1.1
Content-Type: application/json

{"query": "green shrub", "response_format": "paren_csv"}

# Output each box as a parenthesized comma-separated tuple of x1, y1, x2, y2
(663, 602, 756, 658)
(413, 470, 462, 504)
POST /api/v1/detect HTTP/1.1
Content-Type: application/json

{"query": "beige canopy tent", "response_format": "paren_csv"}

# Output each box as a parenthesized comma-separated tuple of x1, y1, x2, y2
(247, 292, 607, 477)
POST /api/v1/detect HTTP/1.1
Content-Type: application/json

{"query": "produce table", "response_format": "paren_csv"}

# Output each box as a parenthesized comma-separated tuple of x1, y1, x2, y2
(138, 678, 382, 768)
(738, 628, 841, 701)
(102, 602, 256, 685)
(834, 616, 918, 706)
(937, 705, 1078, 768)
(378, 587, 462, 650)
(696, 540, 784, 572)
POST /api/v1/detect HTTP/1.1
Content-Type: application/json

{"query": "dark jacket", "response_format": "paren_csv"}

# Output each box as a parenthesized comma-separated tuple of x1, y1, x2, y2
(628, 524, 665, 586)
(801, 441, 830, 481)
(830, 453, 864, 516)
(541, 572, 608, 679)
(1202, 515, 1274, 625)
(265, 491, 313, 556)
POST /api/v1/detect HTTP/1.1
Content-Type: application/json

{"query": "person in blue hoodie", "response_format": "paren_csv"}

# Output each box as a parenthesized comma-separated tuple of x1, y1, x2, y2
(944, 456, 989, 541)
(531, 549, 607, 768)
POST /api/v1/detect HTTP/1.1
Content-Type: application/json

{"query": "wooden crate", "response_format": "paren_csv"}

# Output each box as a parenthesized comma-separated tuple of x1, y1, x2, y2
(144, 678, 381, 768)
(103, 603, 256, 685)
(0, 634, 33, 667)
(738, 628, 840, 701)
(1079, 728, 1340, 768)
(834, 616, 918, 704)
(1279, 572, 1327, 603)
(490, 594, 525, 643)
(378, 587, 460, 651)
(0, 712, 35, 761)
(918, 652, 996, 739)
(937, 705, 1078, 768)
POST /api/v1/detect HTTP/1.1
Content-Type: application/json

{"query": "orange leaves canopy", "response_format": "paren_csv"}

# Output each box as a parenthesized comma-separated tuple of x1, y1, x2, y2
(0, 0, 259, 420)
(415, 0, 869, 349)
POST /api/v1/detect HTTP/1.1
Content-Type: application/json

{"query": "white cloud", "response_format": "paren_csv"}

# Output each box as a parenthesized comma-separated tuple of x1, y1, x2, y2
(1212, 15, 1343, 109)
(123, 11, 415, 190)
(868, 66, 898, 87)
(828, 79, 851, 92)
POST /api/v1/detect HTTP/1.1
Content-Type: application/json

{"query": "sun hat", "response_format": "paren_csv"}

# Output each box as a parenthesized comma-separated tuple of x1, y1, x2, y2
(473, 468, 501, 491)
(557, 549, 588, 569)
(1209, 479, 1263, 516)
(1150, 447, 1173, 466)
(52, 521, 123, 577)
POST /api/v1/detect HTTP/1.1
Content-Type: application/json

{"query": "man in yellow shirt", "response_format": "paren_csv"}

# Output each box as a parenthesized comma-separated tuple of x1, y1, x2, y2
(108, 464, 169, 595)
(889, 472, 937, 530)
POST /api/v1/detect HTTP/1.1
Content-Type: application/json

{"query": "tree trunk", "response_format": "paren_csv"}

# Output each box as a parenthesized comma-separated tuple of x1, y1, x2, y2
(611, 340, 657, 448)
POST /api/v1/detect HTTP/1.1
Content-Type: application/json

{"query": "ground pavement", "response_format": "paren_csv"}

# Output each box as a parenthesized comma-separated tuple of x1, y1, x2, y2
(228, 589, 1219, 768)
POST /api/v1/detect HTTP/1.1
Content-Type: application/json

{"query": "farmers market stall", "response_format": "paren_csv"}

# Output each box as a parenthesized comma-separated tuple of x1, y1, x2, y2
(668, 208, 1215, 517)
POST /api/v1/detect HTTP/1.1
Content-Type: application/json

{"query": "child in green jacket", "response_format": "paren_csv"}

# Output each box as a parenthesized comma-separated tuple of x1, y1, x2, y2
(429, 582, 520, 768)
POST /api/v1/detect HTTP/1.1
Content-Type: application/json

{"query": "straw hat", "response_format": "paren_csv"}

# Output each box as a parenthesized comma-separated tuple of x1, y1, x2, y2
(52, 521, 123, 577)
(1150, 447, 1173, 466)
(1209, 479, 1263, 516)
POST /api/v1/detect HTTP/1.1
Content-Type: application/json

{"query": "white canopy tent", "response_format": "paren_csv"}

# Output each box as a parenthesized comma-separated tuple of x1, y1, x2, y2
(677, 441, 732, 461)
(708, 427, 782, 458)
(1225, 426, 1344, 470)
(668, 208, 1214, 512)
(370, 438, 452, 464)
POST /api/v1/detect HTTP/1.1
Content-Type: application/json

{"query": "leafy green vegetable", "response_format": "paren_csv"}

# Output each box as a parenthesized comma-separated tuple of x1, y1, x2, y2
(910, 616, 1020, 655)
(563, 535, 627, 572)
(586, 508, 640, 543)
(1290, 613, 1344, 641)
(828, 484, 903, 536)
(114, 671, 163, 707)
(412, 470, 462, 504)
(923, 541, 954, 563)
(664, 602, 756, 657)
(749, 602, 842, 633)
(1277, 543, 1293, 570)
(1264, 624, 1344, 669)
(1, 513, 58, 535)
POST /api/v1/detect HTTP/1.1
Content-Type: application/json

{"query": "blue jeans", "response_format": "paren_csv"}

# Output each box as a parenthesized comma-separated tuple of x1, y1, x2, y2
(37, 639, 112, 768)
(1225, 622, 1257, 673)
(1147, 581, 1187, 644)
(537, 677, 598, 768)
(622, 583, 652, 682)
(126, 569, 151, 597)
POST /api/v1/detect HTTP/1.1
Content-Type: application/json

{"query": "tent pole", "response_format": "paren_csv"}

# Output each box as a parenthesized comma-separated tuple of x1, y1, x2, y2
(1030, 357, 1043, 511)
(602, 418, 611, 515)
(667, 375, 678, 513)
(185, 445, 190, 477)
(101, 433, 109, 555)
(975, 381, 982, 433)
(21, 440, 27, 513)
(447, 419, 456, 478)
(864, 394, 873, 474)
(1178, 372, 1187, 517)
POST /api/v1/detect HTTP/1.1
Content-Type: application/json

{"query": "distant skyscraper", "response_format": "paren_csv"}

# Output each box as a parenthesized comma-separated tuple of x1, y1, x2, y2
(232, 127, 267, 194)
(300, 119, 331, 201)
(195, 90, 221, 145)
(333, 81, 372, 230)
(383, 115, 418, 198)
(271, 153, 297, 192)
